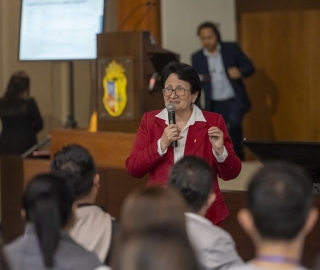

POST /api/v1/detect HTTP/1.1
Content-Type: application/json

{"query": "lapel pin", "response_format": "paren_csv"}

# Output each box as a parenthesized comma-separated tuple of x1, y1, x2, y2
(194, 138, 197, 143)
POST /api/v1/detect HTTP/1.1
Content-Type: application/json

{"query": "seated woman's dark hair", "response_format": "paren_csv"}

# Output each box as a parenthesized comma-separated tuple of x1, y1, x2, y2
(23, 173, 75, 268)
(50, 144, 97, 199)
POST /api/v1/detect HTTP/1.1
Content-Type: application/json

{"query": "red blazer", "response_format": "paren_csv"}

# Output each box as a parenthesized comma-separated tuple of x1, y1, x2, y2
(125, 109, 241, 224)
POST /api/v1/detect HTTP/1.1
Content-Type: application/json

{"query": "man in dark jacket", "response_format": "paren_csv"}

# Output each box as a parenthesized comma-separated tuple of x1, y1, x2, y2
(192, 22, 255, 160)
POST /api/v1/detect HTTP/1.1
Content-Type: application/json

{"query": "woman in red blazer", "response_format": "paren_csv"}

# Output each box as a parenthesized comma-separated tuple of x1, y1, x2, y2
(126, 62, 241, 224)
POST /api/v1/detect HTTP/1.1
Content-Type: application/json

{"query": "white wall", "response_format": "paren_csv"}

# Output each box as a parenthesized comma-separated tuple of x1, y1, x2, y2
(161, 0, 236, 64)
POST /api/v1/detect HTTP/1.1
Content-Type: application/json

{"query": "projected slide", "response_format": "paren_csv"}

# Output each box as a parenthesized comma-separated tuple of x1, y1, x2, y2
(19, 0, 104, 60)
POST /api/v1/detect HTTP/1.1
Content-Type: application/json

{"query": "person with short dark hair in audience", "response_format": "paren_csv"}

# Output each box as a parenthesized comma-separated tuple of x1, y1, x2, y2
(50, 144, 117, 265)
(0, 71, 43, 155)
(235, 162, 318, 270)
(4, 173, 102, 270)
(169, 155, 244, 270)
(112, 226, 200, 270)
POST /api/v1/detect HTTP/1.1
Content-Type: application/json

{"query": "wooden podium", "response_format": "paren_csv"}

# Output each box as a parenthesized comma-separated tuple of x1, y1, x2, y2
(96, 31, 178, 132)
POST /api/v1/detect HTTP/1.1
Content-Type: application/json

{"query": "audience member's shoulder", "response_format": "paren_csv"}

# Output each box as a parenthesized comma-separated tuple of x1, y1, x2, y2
(4, 235, 25, 254)
(4, 235, 36, 268)
(186, 212, 233, 239)
(59, 233, 101, 268)
(229, 264, 252, 270)
(77, 204, 109, 214)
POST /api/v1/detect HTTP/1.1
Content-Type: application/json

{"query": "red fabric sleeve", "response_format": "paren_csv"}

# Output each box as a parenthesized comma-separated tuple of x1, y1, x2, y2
(125, 113, 164, 178)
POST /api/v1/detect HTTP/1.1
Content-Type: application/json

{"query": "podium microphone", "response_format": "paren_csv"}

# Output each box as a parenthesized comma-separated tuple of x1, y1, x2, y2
(149, 72, 158, 92)
(166, 103, 177, 148)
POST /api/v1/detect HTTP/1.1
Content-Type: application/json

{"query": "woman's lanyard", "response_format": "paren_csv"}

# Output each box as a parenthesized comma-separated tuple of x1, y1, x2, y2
(256, 255, 301, 266)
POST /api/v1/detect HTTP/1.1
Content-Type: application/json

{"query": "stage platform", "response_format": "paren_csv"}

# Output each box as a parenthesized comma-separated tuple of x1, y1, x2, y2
(219, 160, 262, 191)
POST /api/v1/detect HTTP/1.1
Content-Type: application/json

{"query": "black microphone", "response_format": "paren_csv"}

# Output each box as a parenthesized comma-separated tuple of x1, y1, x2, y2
(166, 103, 178, 148)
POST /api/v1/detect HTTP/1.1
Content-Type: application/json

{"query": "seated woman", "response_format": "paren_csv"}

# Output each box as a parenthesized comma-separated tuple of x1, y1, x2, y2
(0, 71, 43, 155)
(112, 186, 200, 270)
(4, 173, 102, 270)
(112, 226, 200, 270)
(118, 186, 187, 240)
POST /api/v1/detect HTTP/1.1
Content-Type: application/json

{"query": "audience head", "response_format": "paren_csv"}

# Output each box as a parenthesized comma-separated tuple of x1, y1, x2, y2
(160, 61, 201, 104)
(23, 173, 75, 268)
(4, 71, 30, 99)
(238, 162, 318, 242)
(169, 156, 215, 213)
(112, 226, 200, 270)
(119, 186, 187, 240)
(197, 21, 221, 52)
(50, 144, 98, 200)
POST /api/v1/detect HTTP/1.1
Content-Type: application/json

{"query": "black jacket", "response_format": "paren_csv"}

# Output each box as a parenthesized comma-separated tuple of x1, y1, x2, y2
(0, 97, 43, 155)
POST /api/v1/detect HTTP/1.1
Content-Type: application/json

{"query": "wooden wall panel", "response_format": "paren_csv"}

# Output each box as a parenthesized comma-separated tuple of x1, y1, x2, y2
(236, 0, 320, 14)
(50, 129, 136, 169)
(239, 10, 320, 143)
(116, 0, 161, 44)
(23, 159, 50, 183)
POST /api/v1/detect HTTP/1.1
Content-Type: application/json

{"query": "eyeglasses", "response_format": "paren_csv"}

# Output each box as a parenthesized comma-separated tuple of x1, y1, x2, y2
(162, 86, 190, 97)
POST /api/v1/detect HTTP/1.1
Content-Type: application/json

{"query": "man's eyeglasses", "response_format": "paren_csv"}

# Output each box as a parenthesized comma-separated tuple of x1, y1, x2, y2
(162, 86, 190, 97)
